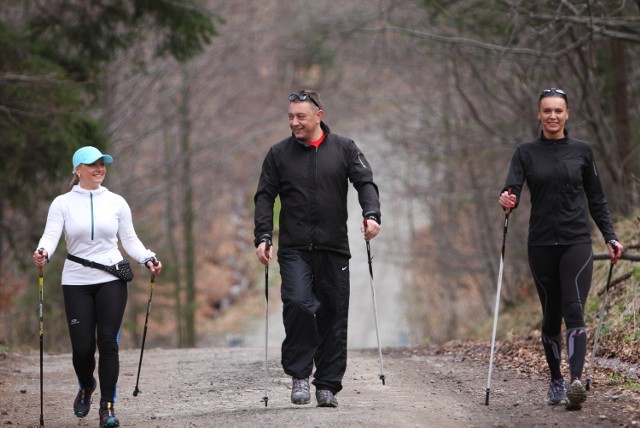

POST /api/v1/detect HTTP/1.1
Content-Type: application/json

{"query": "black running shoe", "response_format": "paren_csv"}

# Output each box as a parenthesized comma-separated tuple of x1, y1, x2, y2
(73, 377, 97, 418)
(99, 402, 120, 428)
(547, 378, 567, 405)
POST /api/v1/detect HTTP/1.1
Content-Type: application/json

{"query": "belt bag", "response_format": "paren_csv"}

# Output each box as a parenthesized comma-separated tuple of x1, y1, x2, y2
(66, 254, 135, 282)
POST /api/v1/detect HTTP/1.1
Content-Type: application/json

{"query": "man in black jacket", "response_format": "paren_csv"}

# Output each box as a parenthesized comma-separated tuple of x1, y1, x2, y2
(254, 90, 381, 408)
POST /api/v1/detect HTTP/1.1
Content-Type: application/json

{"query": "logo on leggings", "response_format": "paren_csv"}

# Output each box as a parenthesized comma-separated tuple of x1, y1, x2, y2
(70, 319, 80, 325)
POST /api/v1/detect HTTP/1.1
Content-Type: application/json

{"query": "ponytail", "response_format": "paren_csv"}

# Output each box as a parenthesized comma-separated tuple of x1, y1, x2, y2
(68, 173, 79, 191)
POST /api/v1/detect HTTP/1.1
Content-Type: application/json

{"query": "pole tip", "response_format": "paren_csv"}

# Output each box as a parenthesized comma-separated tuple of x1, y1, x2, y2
(484, 388, 490, 405)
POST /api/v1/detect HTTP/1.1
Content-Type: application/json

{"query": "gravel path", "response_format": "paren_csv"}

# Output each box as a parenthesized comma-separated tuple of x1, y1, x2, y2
(1, 346, 638, 427)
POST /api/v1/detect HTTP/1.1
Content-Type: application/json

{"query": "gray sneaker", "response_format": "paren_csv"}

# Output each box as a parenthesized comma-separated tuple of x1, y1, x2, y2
(566, 379, 587, 411)
(316, 389, 338, 408)
(547, 378, 567, 405)
(291, 378, 310, 405)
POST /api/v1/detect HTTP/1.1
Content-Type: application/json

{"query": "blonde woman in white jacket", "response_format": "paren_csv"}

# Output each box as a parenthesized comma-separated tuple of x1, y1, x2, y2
(32, 146, 162, 428)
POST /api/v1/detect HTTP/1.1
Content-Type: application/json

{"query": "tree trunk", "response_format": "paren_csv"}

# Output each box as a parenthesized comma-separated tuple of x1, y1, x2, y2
(160, 86, 185, 347)
(611, 39, 636, 214)
(180, 68, 197, 347)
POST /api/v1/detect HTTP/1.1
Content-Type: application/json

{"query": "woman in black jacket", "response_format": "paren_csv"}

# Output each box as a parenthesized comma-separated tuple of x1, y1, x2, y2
(499, 88, 623, 410)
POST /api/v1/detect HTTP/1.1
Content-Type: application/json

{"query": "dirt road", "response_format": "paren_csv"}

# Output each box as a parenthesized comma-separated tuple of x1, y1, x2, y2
(1, 345, 638, 427)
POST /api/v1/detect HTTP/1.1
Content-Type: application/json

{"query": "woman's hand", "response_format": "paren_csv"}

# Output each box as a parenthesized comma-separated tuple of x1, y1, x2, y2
(146, 259, 163, 276)
(498, 191, 516, 212)
(32, 249, 48, 267)
(607, 240, 624, 265)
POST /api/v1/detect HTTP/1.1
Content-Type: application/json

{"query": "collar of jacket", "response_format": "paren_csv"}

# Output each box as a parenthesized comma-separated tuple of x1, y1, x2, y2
(539, 129, 569, 144)
(293, 121, 331, 148)
(71, 185, 108, 195)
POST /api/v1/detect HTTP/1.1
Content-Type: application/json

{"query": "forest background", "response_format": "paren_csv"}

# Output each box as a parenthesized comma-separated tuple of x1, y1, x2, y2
(1, 0, 638, 362)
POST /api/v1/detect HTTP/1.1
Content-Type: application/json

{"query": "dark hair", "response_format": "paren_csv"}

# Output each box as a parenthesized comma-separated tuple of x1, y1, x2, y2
(539, 88, 568, 108)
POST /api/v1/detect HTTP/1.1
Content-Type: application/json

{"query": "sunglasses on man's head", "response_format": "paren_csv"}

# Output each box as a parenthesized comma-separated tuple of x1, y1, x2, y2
(289, 92, 321, 109)
(539, 88, 567, 100)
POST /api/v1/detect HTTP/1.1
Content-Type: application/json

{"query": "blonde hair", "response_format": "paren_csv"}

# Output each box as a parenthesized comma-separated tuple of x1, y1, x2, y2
(68, 172, 79, 190)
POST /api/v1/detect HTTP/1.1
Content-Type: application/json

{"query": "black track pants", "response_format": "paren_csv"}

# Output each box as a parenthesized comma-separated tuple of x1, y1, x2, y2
(278, 249, 350, 394)
(528, 243, 592, 381)
(63, 280, 128, 403)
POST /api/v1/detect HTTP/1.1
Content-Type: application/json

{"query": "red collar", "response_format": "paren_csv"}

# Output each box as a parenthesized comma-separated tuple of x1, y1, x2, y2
(308, 132, 326, 148)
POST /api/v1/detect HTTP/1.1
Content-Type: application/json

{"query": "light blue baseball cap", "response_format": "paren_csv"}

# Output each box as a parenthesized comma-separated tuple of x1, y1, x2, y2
(72, 146, 113, 172)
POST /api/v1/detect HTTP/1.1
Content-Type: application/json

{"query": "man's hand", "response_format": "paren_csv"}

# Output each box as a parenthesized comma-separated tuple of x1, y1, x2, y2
(256, 241, 272, 266)
(361, 219, 381, 242)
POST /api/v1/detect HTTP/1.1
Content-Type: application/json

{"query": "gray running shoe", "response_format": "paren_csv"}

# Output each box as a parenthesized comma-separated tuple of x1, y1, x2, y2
(547, 378, 567, 405)
(316, 389, 338, 408)
(566, 379, 587, 411)
(291, 377, 310, 405)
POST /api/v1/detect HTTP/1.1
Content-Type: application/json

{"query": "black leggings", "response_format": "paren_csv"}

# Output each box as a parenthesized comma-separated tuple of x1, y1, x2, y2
(63, 280, 128, 403)
(528, 243, 593, 381)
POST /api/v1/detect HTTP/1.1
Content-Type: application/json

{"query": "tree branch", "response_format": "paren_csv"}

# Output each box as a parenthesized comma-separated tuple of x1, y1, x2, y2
(363, 25, 593, 59)
(597, 270, 635, 296)
(593, 252, 640, 261)
(0, 73, 60, 83)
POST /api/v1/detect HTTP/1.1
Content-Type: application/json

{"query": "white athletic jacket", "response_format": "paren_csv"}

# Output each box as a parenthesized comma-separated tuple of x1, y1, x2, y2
(36, 185, 155, 285)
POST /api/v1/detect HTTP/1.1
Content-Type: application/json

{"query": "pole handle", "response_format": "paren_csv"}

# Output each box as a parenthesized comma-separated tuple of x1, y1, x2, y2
(503, 188, 513, 215)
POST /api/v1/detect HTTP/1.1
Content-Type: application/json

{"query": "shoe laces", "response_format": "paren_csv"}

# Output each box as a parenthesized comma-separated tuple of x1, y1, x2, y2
(317, 389, 333, 399)
(548, 379, 566, 399)
(101, 402, 116, 418)
(292, 378, 309, 392)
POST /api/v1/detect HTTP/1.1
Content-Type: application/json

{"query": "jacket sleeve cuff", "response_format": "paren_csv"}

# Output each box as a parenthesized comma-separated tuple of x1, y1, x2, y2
(363, 212, 381, 225)
(254, 234, 272, 248)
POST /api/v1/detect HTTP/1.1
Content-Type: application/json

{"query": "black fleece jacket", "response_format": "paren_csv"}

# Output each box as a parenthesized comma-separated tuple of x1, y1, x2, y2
(254, 122, 381, 257)
(503, 133, 617, 246)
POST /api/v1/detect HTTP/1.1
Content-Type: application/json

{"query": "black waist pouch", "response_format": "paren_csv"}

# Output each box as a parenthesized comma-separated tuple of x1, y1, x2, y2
(67, 254, 134, 282)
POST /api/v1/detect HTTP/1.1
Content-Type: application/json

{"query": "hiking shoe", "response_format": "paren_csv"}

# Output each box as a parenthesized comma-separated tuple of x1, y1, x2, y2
(291, 377, 310, 405)
(73, 377, 97, 418)
(99, 402, 120, 427)
(566, 379, 587, 411)
(547, 378, 567, 405)
(316, 389, 338, 408)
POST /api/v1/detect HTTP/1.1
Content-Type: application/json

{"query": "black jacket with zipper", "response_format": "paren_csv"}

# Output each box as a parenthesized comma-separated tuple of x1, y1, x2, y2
(503, 132, 617, 246)
(254, 122, 381, 257)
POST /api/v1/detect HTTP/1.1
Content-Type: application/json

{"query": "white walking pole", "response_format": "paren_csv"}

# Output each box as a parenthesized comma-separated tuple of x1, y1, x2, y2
(485, 210, 510, 405)
(364, 220, 385, 385)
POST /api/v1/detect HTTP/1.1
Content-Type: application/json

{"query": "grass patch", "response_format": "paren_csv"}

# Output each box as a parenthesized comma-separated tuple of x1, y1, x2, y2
(603, 373, 640, 390)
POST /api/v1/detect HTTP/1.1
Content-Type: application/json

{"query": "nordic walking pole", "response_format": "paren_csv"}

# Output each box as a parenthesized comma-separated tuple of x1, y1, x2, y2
(133, 261, 158, 397)
(585, 261, 614, 391)
(262, 242, 271, 407)
(37, 248, 44, 427)
(485, 193, 512, 406)
(364, 219, 385, 385)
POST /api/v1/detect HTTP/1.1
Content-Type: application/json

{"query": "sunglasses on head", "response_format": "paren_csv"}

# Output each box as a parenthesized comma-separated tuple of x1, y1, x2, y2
(539, 88, 567, 100)
(289, 92, 321, 109)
